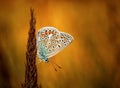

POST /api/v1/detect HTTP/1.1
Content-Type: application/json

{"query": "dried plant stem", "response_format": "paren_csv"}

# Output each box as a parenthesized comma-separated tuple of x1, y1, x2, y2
(22, 8, 38, 88)
(106, 1, 120, 88)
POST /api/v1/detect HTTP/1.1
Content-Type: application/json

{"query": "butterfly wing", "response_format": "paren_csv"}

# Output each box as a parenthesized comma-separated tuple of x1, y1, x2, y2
(46, 32, 74, 58)
(37, 26, 74, 60)
(37, 27, 59, 46)
(36, 27, 60, 59)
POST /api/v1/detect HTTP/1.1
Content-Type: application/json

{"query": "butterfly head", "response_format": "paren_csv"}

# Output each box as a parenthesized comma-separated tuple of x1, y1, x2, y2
(38, 51, 49, 63)
(43, 58, 49, 63)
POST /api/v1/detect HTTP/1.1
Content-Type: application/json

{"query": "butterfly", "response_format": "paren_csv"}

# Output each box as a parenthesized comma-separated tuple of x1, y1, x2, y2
(36, 26, 74, 63)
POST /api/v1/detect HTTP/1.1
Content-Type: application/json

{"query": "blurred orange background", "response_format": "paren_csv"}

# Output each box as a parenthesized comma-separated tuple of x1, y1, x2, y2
(0, 0, 120, 88)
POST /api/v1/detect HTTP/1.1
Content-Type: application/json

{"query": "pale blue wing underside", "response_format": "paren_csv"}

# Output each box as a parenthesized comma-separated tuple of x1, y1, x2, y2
(47, 32, 74, 58)
(36, 26, 74, 62)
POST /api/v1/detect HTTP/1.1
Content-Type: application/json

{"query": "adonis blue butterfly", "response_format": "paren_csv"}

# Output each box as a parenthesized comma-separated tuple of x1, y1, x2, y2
(36, 27, 74, 63)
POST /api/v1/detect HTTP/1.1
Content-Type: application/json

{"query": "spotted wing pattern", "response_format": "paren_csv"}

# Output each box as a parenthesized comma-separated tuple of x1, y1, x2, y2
(47, 32, 73, 58)
(37, 27, 74, 61)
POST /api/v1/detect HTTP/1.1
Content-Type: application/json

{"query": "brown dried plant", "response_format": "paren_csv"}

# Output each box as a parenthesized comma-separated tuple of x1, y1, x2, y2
(22, 8, 39, 88)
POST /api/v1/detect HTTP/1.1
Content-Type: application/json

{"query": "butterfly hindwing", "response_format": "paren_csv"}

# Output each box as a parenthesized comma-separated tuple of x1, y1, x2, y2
(59, 32, 73, 47)
(47, 32, 74, 58)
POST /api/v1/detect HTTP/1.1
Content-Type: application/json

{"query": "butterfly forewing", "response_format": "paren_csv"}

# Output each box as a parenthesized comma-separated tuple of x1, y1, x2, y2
(37, 27, 60, 58)
(37, 27, 59, 49)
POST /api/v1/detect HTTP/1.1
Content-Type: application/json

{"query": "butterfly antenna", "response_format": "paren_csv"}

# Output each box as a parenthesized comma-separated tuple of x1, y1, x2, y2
(51, 60, 62, 69)
(50, 61, 58, 71)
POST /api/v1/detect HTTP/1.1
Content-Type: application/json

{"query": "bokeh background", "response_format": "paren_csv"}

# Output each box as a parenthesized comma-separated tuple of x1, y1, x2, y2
(0, 0, 120, 88)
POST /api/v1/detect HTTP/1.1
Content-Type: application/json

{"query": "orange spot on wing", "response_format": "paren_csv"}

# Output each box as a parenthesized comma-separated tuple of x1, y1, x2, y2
(45, 30, 50, 35)
(52, 31, 56, 35)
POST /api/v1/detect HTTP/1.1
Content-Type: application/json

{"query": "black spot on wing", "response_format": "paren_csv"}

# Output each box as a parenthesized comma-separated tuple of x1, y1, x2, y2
(48, 49, 51, 52)
(53, 46, 55, 48)
(58, 45, 61, 48)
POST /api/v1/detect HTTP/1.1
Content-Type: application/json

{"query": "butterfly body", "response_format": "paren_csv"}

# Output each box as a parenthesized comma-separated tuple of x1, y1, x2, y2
(36, 27, 74, 62)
